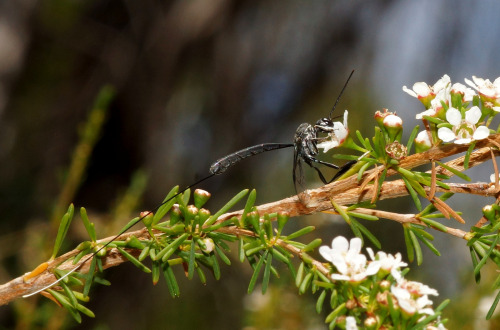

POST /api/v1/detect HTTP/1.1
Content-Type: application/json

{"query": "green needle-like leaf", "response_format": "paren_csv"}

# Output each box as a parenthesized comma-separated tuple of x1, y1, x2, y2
(303, 238, 322, 252)
(240, 189, 256, 227)
(51, 204, 75, 259)
(347, 211, 379, 221)
(464, 142, 476, 169)
(325, 302, 346, 324)
(248, 252, 267, 293)
(285, 226, 316, 240)
(47, 289, 82, 323)
(211, 253, 221, 280)
(83, 257, 97, 297)
(436, 161, 471, 181)
(156, 233, 189, 262)
(152, 261, 161, 285)
(412, 230, 441, 256)
(474, 234, 499, 276)
(406, 124, 420, 153)
(188, 240, 196, 280)
(299, 272, 313, 294)
(59, 280, 78, 308)
(117, 247, 151, 273)
(419, 217, 448, 232)
(153, 186, 179, 225)
(162, 262, 180, 298)
(261, 252, 272, 294)
(409, 228, 423, 265)
(79, 207, 96, 242)
(316, 290, 327, 314)
(75, 302, 95, 318)
(469, 246, 481, 283)
(214, 244, 231, 266)
(351, 218, 381, 249)
(238, 237, 245, 263)
(403, 226, 415, 263)
(401, 176, 422, 211)
(487, 289, 500, 320)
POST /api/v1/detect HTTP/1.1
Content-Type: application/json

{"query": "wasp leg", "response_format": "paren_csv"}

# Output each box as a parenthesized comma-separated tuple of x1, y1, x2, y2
(328, 160, 357, 183)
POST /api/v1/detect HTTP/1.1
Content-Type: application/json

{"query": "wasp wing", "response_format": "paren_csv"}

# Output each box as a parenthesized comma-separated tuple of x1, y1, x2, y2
(293, 148, 310, 204)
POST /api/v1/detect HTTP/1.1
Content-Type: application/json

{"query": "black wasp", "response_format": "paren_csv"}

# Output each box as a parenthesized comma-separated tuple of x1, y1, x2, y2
(23, 71, 356, 297)
(210, 70, 356, 203)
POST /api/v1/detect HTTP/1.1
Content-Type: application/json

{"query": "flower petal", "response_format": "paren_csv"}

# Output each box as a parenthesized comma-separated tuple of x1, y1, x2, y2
(454, 138, 472, 145)
(349, 237, 363, 254)
(319, 246, 333, 262)
(473, 126, 490, 140)
(413, 82, 431, 97)
(365, 261, 381, 275)
(331, 236, 349, 253)
(416, 109, 436, 120)
(464, 78, 477, 89)
(465, 106, 481, 124)
(437, 127, 455, 142)
(433, 74, 450, 92)
(402, 86, 417, 98)
(445, 107, 461, 126)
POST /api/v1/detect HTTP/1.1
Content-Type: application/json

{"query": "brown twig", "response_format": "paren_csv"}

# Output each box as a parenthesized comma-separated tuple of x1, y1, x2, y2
(3, 133, 500, 306)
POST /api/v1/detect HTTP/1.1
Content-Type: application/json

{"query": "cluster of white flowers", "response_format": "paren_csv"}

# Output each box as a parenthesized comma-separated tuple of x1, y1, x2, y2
(403, 74, 500, 145)
(320, 236, 444, 329)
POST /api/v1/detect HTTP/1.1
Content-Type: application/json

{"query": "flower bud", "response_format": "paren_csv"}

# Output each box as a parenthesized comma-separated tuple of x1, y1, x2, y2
(185, 205, 199, 223)
(170, 204, 182, 225)
(194, 189, 211, 208)
(414, 131, 432, 153)
(482, 204, 497, 222)
(374, 108, 393, 127)
(76, 241, 92, 251)
(94, 244, 107, 258)
(200, 237, 215, 253)
(198, 208, 211, 225)
(382, 113, 403, 142)
(140, 211, 154, 227)
(364, 316, 378, 329)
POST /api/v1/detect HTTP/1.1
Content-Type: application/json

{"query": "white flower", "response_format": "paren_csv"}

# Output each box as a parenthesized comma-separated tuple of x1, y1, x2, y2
(403, 75, 450, 99)
(398, 279, 439, 296)
(345, 316, 358, 330)
(437, 106, 489, 144)
(391, 285, 435, 316)
(414, 130, 432, 153)
(319, 236, 380, 282)
(316, 110, 349, 152)
(391, 279, 438, 316)
(366, 248, 407, 281)
(465, 76, 500, 99)
(416, 86, 451, 120)
(451, 82, 476, 102)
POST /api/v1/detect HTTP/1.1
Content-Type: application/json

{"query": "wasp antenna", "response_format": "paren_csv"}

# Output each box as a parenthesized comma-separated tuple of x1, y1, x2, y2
(328, 69, 355, 119)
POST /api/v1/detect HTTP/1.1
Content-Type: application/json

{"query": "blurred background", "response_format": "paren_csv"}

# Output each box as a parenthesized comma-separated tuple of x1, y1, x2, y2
(1, 0, 500, 328)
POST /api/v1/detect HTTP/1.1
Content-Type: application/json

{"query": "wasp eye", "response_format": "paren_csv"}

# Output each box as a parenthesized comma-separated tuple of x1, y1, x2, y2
(315, 118, 332, 126)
